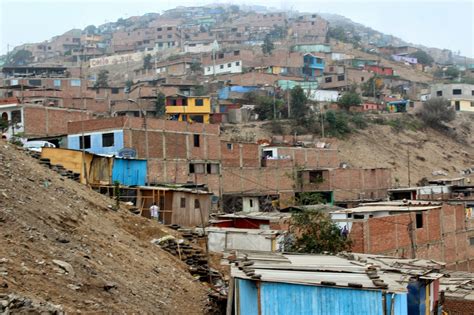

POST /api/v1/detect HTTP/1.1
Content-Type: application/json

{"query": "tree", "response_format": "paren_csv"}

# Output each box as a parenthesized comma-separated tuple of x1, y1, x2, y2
(362, 77, 384, 97)
(325, 111, 351, 137)
(409, 50, 434, 66)
(155, 92, 166, 117)
(246, 91, 283, 121)
(0, 119, 8, 133)
(84, 25, 97, 35)
(338, 91, 362, 111)
(190, 61, 202, 73)
(327, 26, 348, 42)
(287, 210, 351, 254)
(261, 34, 274, 55)
(6, 49, 32, 66)
(444, 66, 460, 78)
(418, 98, 455, 130)
(290, 86, 309, 123)
(229, 5, 239, 13)
(143, 54, 152, 69)
(94, 70, 109, 89)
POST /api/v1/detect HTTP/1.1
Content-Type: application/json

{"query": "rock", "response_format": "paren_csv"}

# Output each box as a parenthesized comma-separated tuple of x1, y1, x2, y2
(56, 238, 70, 244)
(67, 284, 81, 291)
(0, 258, 8, 263)
(103, 282, 117, 292)
(52, 259, 75, 276)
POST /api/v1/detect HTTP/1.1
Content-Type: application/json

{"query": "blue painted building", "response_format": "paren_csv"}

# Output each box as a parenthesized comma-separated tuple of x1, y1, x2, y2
(303, 53, 325, 79)
(67, 130, 124, 155)
(229, 253, 444, 315)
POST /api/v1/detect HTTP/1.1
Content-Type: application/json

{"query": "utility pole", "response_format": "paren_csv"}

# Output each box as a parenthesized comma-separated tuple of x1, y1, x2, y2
(272, 86, 276, 120)
(407, 147, 411, 187)
(320, 102, 324, 138)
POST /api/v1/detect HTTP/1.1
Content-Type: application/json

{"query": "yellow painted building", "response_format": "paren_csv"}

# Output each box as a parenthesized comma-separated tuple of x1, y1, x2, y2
(451, 99, 474, 112)
(166, 95, 211, 123)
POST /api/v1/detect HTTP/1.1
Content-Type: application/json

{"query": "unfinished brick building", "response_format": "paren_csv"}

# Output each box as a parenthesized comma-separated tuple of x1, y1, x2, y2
(331, 201, 474, 272)
(66, 117, 393, 212)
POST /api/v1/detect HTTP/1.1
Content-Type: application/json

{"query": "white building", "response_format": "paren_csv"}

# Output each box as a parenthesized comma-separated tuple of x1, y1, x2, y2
(0, 100, 24, 139)
(204, 60, 242, 76)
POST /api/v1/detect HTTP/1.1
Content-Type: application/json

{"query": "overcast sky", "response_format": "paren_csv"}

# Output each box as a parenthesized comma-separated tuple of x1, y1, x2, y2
(1, 0, 473, 57)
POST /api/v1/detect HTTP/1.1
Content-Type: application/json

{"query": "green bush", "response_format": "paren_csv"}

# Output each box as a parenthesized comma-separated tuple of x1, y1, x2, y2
(350, 113, 368, 129)
(325, 111, 351, 137)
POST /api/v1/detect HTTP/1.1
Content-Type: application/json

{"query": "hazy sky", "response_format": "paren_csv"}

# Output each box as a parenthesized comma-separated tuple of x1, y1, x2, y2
(1, 0, 473, 57)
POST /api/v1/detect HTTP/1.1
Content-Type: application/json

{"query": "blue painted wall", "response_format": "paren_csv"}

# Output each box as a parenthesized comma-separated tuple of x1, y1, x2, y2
(236, 279, 408, 315)
(218, 86, 259, 100)
(111, 158, 147, 186)
(68, 130, 124, 155)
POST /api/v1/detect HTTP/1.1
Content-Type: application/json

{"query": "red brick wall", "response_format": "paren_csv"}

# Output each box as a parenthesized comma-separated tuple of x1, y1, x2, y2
(221, 141, 260, 167)
(23, 106, 92, 137)
(444, 298, 474, 315)
(349, 204, 473, 271)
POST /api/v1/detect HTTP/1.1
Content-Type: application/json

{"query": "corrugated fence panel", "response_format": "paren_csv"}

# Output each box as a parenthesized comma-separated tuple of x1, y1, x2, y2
(112, 159, 147, 186)
(260, 282, 384, 315)
(237, 279, 258, 315)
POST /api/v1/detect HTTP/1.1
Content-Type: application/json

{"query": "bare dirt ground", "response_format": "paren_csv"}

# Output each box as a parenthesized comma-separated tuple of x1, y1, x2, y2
(0, 141, 210, 314)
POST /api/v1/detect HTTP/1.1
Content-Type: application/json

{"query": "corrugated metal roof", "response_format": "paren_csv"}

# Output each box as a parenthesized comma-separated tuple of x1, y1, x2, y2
(219, 211, 292, 220)
(331, 205, 440, 214)
(227, 251, 446, 295)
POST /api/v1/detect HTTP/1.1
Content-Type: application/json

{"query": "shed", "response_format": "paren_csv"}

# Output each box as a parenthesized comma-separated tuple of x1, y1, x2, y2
(135, 186, 212, 227)
(111, 158, 147, 186)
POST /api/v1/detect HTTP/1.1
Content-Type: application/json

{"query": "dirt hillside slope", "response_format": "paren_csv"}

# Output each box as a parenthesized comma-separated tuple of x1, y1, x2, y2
(0, 141, 208, 313)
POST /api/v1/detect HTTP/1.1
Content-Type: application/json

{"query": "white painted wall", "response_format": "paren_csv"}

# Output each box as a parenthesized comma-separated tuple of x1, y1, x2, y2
(207, 228, 277, 252)
(242, 197, 259, 212)
(204, 60, 242, 75)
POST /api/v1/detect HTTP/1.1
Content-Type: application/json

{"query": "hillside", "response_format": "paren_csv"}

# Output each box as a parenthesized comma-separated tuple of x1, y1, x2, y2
(221, 113, 474, 187)
(0, 141, 209, 313)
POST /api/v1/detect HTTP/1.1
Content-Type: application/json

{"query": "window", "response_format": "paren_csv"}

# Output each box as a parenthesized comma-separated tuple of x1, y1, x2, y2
(235, 61, 240, 66)
(190, 115, 203, 123)
(157, 27, 162, 31)
(472, 90, 474, 96)
(79, 135, 91, 149)
(436, 91, 442, 96)
(227, 63, 232, 68)
(193, 134, 200, 147)
(206, 163, 219, 174)
(195, 99, 204, 106)
(157, 35, 162, 39)
(234, 50, 240, 56)
(167, 34, 172, 39)
(361, 77, 365, 82)
(249, 199, 253, 207)
(470, 237, 474, 246)
(167, 27, 172, 30)
(111, 87, 119, 94)
(29, 79, 41, 86)
(325, 77, 332, 83)
(194, 199, 200, 209)
(227, 143, 233, 150)
(309, 170, 323, 183)
(53, 80, 61, 87)
(218, 53, 224, 59)
(337, 75, 345, 81)
(471, 101, 474, 107)
(11, 110, 22, 124)
(219, 65, 224, 69)
(416, 213, 423, 228)
(158, 43, 163, 47)
(452, 89, 462, 95)
(70, 79, 81, 87)
(180, 197, 186, 208)
(354, 214, 365, 219)
(102, 133, 114, 147)
(207, 67, 211, 71)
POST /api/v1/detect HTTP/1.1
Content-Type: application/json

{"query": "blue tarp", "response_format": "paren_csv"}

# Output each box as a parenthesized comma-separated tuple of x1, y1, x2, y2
(111, 158, 147, 186)
(218, 86, 259, 99)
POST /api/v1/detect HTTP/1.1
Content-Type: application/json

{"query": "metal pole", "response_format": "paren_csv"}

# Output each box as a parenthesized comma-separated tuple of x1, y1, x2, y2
(407, 147, 411, 187)
(272, 86, 276, 120)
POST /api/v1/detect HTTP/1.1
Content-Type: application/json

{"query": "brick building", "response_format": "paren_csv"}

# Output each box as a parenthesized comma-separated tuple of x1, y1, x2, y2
(320, 67, 375, 90)
(331, 201, 474, 272)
